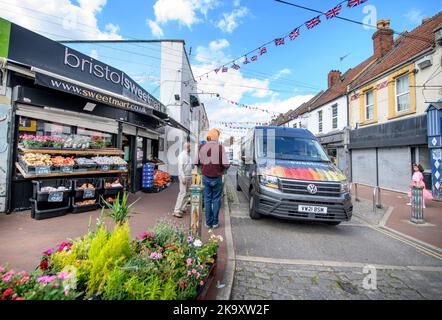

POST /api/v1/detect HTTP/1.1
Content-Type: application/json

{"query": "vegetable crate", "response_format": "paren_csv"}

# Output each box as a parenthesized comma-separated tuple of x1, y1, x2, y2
(32, 179, 72, 203)
(30, 198, 71, 220)
(71, 178, 102, 213)
(102, 177, 126, 196)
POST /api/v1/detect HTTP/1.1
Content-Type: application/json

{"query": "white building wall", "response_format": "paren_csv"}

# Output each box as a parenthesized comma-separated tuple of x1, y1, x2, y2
(307, 96, 347, 136)
(415, 45, 442, 109)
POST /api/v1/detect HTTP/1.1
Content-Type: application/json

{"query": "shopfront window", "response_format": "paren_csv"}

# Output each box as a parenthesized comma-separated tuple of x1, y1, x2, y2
(19, 116, 72, 137)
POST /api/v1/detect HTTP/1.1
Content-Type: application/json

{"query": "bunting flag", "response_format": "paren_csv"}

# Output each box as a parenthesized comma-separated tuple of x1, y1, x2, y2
(200, 0, 369, 78)
(289, 28, 300, 40)
(326, 4, 342, 19)
(347, 0, 367, 8)
(275, 38, 285, 46)
(306, 16, 321, 29)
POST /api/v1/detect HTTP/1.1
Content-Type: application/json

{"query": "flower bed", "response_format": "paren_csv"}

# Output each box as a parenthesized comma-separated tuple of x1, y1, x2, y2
(0, 220, 221, 300)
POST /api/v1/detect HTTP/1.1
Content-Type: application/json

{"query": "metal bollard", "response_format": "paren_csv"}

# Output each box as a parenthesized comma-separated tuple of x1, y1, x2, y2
(410, 185, 425, 224)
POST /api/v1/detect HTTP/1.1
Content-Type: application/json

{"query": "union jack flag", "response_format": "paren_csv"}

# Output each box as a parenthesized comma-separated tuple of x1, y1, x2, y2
(232, 63, 240, 70)
(222, 67, 228, 73)
(275, 38, 285, 46)
(326, 4, 342, 19)
(347, 0, 367, 8)
(289, 28, 300, 40)
(305, 16, 321, 29)
(259, 47, 267, 55)
(251, 56, 258, 62)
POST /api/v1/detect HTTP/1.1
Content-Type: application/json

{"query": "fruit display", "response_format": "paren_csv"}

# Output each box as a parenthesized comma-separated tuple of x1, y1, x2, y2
(91, 156, 114, 165)
(75, 199, 96, 206)
(51, 156, 75, 166)
(75, 158, 96, 166)
(40, 186, 69, 193)
(154, 170, 171, 187)
(104, 178, 123, 189)
(109, 157, 127, 165)
(21, 153, 52, 166)
(78, 183, 95, 190)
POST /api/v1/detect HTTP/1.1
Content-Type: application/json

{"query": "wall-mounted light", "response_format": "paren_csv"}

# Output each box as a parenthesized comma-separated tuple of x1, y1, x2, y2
(174, 94, 180, 101)
(84, 102, 96, 111)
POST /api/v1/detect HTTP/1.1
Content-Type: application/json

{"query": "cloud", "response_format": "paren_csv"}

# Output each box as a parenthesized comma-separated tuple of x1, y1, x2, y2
(404, 8, 425, 24)
(0, 0, 122, 40)
(190, 39, 315, 140)
(148, 0, 220, 36)
(272, 68, 292, 81)
(147, 19, 164, 37)
(216, 6, 249, 33)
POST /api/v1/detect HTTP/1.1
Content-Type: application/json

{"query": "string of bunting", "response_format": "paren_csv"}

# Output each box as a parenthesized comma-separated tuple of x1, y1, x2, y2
(196, 0, 367, 80)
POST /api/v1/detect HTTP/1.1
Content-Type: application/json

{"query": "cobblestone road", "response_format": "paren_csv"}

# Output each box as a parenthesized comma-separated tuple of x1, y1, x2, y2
(232, 260, 442, 300)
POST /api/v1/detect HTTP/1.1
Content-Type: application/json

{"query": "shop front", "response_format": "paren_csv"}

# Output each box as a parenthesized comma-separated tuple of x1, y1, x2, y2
(0, 18, 188, 215)
(427, 103, 442, 201)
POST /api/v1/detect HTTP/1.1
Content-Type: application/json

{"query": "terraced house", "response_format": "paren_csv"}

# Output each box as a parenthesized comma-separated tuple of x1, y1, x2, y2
(348, 14, 442, 193)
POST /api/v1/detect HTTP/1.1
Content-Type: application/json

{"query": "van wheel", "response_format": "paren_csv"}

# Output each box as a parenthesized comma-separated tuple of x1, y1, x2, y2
(326, 221, 341, 226)
(249, 190, 262, 220)
(236, 174, 241, 191)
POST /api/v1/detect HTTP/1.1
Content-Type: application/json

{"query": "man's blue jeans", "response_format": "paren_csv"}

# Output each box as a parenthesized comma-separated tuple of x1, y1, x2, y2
(202, 176, 223, 227)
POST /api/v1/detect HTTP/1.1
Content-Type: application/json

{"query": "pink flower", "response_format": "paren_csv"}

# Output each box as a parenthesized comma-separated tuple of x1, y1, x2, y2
(2, 274, 12, 282)
(196, 272, 200, 279)
(19, 276, 29, 284)
(57, 272, 71, 280)
(137, 231, 148, 239)
(148, 232, 155, 239)
(37, 275, 56, 283)
(186, 258, 192, 266)
(200, 281, 204, 286)
(18, 271, 28, 277)
(187, 271, 191, 276)
(42, 248, 55, 255)
(149, 252, 162, 260)
(191, 269, 197, 274)
(57, 242, 72, 252)
(0, 265, 4, 273)
(2, 288, 13, 299)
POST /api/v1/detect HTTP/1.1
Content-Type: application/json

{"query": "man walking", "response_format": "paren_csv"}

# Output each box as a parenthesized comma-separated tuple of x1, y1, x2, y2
(197, 129, 230, 228)
(173, 142, 192, 218)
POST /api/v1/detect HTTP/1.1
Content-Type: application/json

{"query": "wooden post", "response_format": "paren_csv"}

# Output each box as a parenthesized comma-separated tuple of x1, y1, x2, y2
(190, 168, 203, 237)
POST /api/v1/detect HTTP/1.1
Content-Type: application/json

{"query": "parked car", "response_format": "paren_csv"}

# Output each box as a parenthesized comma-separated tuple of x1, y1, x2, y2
(236, 126, 352, 225)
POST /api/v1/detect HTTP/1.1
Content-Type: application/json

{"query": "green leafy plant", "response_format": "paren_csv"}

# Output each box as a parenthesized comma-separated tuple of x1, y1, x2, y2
(101, 192, 139, 225)
(86, 222, 131, 297)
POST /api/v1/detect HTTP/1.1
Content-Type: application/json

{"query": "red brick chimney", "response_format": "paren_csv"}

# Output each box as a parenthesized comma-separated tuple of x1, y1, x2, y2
(328, 70, 342, 88)
(372, 19, 394, 58)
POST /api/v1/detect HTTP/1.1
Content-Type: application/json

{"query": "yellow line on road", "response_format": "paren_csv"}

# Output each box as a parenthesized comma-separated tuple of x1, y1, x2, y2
(353, 214, 442, 261)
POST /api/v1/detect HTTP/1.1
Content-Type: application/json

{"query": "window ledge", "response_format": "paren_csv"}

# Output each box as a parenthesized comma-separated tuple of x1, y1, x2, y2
(388, 110, 416, 120)
(359, 119, 378, 127)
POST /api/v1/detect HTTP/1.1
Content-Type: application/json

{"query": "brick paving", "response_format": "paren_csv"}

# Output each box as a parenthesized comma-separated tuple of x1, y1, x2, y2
(354, 184, 442, 249)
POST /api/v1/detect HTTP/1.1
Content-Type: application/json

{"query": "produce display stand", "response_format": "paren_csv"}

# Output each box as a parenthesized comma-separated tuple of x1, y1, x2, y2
(71, 178, 102, 213)
(31, 180, 72, 220)
(17, 145, 127, 219)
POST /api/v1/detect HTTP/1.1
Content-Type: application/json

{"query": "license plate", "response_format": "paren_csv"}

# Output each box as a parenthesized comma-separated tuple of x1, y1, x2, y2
(298, 205, 328, 214)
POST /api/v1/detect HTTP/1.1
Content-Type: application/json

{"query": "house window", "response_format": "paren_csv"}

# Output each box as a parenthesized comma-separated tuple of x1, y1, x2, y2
(365, 90, 374, 120)
(318, 110, 323, 133)
(332, 105, 338, 129)
(293, 123, 297, 128)
(395, 74, 410, 112)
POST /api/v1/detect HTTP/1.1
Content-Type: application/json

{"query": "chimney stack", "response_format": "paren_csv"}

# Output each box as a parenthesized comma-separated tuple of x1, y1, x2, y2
(328, 70, 342, 88)
(372, 19, 394, 59)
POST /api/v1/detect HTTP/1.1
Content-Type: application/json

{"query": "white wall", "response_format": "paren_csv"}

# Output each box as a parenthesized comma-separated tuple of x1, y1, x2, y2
(307, 95, 347, 136)
(415, 45, 442, 109)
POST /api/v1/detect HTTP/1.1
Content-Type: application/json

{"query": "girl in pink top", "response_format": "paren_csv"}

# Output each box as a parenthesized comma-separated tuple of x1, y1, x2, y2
(407, 164, 433, 208)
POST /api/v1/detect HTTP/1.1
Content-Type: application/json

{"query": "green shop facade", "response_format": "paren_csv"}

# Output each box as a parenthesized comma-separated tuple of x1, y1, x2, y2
(0, 18, 188, 214)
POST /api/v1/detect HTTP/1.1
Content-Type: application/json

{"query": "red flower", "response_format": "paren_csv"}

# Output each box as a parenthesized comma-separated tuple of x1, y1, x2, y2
(39, 259, 48, 270)
(2, 288, 13, 299)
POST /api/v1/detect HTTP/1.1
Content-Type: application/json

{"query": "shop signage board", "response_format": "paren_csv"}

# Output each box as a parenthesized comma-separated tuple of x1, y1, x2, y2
(0, 18, 165, 114)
